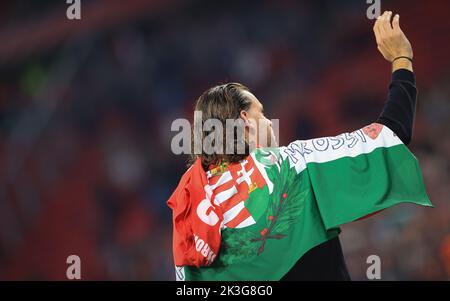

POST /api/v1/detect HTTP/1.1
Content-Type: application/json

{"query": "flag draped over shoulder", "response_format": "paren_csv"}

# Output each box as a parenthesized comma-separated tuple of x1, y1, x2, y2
(167, 123, 432, 281)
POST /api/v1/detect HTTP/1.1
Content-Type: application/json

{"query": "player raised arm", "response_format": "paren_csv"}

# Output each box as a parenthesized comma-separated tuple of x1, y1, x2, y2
(374, 11, 416, 145)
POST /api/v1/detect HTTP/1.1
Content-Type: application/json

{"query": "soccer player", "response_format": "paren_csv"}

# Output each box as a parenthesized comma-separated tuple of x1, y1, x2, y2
(167, 11, 432, 280)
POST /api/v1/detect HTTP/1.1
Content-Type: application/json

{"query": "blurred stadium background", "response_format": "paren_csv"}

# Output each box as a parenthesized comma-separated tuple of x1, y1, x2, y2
(0, 0, 449, 280)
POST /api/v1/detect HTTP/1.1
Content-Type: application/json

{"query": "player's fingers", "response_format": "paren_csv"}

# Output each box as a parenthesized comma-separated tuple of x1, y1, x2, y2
(392, 14, 401, 32)
(373, 21, 382, 45)
(376, 11, 390, 44)
(377, 11, 388, 38)
(381, 11, 393, 33)
(373, 13, 383, 38)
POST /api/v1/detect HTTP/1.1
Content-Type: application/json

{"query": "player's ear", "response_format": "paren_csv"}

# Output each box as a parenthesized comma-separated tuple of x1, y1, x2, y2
(240, 110, 250, 125)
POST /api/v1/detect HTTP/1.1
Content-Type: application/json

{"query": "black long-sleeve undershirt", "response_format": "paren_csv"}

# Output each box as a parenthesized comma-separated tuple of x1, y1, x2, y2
(376, 69, 417, 145)
(281, 69, 418, 281)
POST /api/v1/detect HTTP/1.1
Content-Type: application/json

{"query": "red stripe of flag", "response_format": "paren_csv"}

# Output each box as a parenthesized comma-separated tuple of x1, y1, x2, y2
(225, 207, 251, 228)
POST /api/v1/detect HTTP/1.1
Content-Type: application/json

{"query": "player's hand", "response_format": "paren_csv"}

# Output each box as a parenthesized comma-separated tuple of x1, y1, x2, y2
(373, 11, 413, 62)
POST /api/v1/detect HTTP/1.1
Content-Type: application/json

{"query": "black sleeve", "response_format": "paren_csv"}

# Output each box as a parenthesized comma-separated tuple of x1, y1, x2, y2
(376, 69, 417, 145)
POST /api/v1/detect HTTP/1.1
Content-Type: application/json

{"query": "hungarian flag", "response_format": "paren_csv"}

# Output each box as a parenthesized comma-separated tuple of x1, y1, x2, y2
(167, 123, 432, 281)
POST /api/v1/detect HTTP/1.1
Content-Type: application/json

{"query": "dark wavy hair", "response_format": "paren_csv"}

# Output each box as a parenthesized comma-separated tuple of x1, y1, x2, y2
(190, 83, 252, 171)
